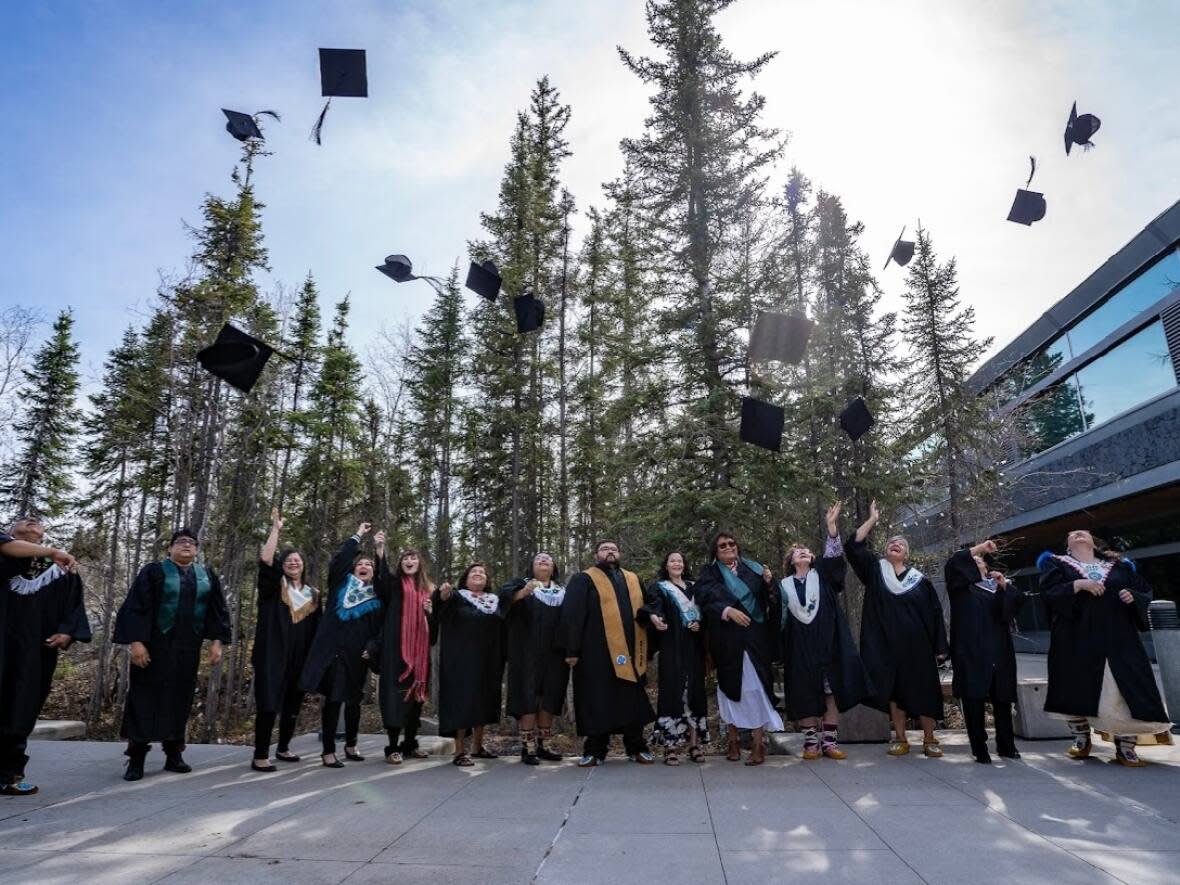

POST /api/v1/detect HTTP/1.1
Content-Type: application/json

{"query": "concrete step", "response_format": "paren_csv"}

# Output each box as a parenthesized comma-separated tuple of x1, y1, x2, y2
(31, 720, 86, 740)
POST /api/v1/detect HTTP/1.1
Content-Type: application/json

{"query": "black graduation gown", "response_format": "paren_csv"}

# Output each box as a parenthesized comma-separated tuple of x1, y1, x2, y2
(431, 589, 505, 735)
(1, 560, 92, 738)
(1039, 554, 1168, 723)
(778, 555, 871, 720)
(847, 537, 948, 719)
(558, 567, 655, 735)
(298, 537, 382, 704)
(945, 550, 1025, 703)
(252, 560, 320, 713)
(498, 577, 570, 718)
(114, 560, 232, 743)
(375, 565, 434, 729)
(694, 560, 780, 706)
(643, 580, 707, 721)
(0, 532, 17, 691)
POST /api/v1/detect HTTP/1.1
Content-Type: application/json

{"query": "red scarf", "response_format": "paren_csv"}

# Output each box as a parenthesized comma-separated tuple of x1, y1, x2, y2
(399, 575, 431, 702)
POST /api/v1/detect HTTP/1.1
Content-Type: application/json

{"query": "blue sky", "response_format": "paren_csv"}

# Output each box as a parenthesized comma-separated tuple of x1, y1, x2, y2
(3, 0, 1179, 391)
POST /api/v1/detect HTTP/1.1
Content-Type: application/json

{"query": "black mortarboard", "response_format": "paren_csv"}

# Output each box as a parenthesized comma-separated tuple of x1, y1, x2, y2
(223, 109, 262, 142)
(1007, 156, 1046, 226)
(739, 397, 784, 452)
(311, 48, 368, 144)
(465, 260, 502, 302)
(883, 226, 915, 270)
(749, 311, 814, 365)
(838, 396, 874, 441)
(376, 254, 415, 283)
(513, 292, 545, 334)
(196, 323, 275, 393)
(1064, 101, 1101, 155)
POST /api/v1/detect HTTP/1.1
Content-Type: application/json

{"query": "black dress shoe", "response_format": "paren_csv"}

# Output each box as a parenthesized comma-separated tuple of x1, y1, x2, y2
(164, 754, 192, 773)
(521, 747, 541, 766)
(998, 749, 1021, 760)
(536, 746, 563, 761)
(344, 748, 365, 762)
(973, 752, 993, 765)
(124, 757, 145, 781)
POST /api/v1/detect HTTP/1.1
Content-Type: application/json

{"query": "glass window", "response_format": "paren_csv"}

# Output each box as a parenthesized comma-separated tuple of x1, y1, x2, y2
(1019, 334, 1072, 391)
(1017, 375, 1086, 455)
(1075, 320, 1175, 429)
(1067, 250, 1180, 357)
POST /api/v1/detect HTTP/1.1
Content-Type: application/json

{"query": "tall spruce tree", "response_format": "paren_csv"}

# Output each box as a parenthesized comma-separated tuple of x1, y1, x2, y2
(0, 309, 81, 519)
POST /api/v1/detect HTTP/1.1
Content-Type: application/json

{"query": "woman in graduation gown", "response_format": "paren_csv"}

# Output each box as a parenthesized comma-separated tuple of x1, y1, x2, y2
(250, 508, 320, 772)
(695, 532, 782, 766)
(645, 551, 708, 765)
(778, 503, 870, 761)
(375, 547, 435, 764)
(498, 553, 569, 765)
(115, 528, 232, 781)
(944, 540, 1026, 764)
(432, 563, 505, 766)
(0, 517, 89, 796)
(1038, 530, 1170, 767)
(847, 501, 949, 758)
(298, 523, 384, 768)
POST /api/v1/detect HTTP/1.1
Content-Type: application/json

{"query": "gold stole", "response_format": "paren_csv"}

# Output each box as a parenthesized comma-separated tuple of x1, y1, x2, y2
(586, 567, 647, 682)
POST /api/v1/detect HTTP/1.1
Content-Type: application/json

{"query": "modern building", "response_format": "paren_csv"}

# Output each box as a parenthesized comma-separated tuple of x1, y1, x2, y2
(906, 198, 1180, 651)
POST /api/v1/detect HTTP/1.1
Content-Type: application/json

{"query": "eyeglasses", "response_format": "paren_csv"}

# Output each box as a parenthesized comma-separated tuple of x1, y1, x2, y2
(716, 540, 737, 550)
(597, 546, 619, 553)
(173, 538, 198, 547)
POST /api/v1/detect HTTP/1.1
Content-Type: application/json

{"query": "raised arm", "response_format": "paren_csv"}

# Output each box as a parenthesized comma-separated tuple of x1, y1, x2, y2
(328, 522, 371, 592)
(817, 503, 847, 589)
(260, 507, 282, 566)
(0, 537, 76, 573)
(853, 499, 879, 544)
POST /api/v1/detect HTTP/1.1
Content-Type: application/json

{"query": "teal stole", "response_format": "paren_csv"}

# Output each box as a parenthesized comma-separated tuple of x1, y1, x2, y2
(158, 559, 211, 635)
(715, 558, 765, 623)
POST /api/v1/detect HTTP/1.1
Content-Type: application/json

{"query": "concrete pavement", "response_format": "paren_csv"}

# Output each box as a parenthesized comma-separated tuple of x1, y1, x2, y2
(2, 732, 1179, 884)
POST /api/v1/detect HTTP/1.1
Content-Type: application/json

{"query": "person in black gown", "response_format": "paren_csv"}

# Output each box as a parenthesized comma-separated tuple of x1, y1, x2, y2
(847, 501, 948, 758)
(1038, 529, 1171, 767)
(114, 528, 232, 781)
(376, 547, 435, 764)
(944, 539, 1026, 764)
(645, 551, 708, 765)
(0, 517, 89, 796)
(299, 524, 384, 768)
(777, 503, 870, 761)
(499, 553, 569, 765)
(559, 540, 656, 767)
(432, 563, 505, 766)
(695, 532, 781, 766)
(250, 508, 320, 772)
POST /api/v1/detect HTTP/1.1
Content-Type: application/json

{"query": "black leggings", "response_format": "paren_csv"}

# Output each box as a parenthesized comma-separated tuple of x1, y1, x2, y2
(320, 699, 361, 756)
(962, 697, 1016, 757)
(254, 681, 306, 759)
(384, 700, 424, 756)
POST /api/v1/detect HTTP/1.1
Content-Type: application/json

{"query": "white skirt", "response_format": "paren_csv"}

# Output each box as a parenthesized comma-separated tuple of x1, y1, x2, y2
(1050, 662, 1172, 736)
(717, 652, 784, 731)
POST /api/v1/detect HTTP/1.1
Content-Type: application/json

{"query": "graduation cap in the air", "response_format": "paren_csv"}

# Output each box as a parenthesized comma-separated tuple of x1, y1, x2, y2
(376, 254, 415, 283)
(465, 260, 502, 302)
(1007, 156, 1046, 226)
(311, 48, 368, 145)
(222, 109, 279, 143)
(883, 226, 915, 270)
(1064, 101, 1101, 155)
(838, 396, 874, 441)
(513, 292, 545, 334)
(739, 397, 784, 452)
(749, 311, 814, 365)
(196, 323, 277, 393)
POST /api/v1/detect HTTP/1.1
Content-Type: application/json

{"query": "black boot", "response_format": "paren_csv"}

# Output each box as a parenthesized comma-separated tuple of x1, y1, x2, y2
(124, 755, 146, 781)
(520, 729, 540, 766)
(536, 729, 562, 762)
(164, 752, 192, 774)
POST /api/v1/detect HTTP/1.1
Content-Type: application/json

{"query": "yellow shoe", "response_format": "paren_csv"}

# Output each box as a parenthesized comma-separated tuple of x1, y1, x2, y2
(823, 746, 847, 760)
(802, 747, 820, 761)
(887, 741, 911, 756)
(923, 740, 943, 758)
(1115, 752, 1148, 768)
(1067, 740, 1092, 759)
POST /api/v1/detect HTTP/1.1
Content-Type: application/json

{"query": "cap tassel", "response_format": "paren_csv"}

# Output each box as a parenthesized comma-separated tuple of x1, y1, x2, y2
(310, 98, 331, 145)
(1025, 155, 1037, 187)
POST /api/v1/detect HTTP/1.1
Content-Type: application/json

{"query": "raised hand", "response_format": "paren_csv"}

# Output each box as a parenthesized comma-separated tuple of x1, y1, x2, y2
(439, 581, 454, 600)
(989, 570, 1007, 589)
(374, 531, 386, 554)
(761, 565, 774, 585)
(869, 500, 880, 523)
(271, 507, 283, 530)
(50, 549, 77, 573)
(826, 501, 842, 536)
(356, 522, 372, 537)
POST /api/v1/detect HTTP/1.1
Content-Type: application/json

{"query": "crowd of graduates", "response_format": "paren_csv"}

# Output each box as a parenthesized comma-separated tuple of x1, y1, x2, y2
(0, 502, 1170, 796)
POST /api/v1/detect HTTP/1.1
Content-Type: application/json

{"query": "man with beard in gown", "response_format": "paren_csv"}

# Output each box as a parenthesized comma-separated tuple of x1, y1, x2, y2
(115, 528, 231, 781)
(559, 540, 656, 766)
(0, 516, 88, 796)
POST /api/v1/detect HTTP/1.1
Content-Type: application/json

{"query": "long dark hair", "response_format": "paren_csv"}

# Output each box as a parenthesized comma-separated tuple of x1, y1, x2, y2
(396, 548, 434, 592)
(709, 531, 741, 562)
(657, 550, 691, 582)
(276, 548, 309, 585)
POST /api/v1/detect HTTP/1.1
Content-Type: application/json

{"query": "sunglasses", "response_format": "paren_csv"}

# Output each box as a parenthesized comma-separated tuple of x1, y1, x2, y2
(717, 540, 737, 550)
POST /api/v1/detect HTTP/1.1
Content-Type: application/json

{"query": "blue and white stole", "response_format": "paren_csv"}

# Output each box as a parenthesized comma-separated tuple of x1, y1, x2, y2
(658, 580, 700, 627)
(337, 574, 380, 621)
(878, 560, 925, 595)
(716, 558, 764, 622)
(780, 569, 820, 626)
